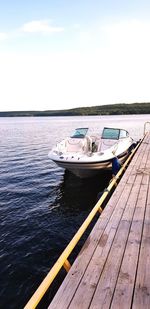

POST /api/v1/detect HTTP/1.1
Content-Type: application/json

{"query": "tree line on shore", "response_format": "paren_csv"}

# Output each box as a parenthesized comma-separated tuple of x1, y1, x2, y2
(1, 102, 150, 117)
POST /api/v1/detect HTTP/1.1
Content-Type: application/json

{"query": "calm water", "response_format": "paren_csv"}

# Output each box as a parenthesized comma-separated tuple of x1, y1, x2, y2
(0, 115, 149, 309)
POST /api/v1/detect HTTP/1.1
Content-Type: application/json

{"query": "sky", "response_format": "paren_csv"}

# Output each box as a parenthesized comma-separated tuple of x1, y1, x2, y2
(0, 0, 150, 111)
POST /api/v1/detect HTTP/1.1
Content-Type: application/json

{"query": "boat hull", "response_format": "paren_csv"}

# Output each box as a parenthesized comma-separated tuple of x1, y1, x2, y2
(52, 151, 128, 178)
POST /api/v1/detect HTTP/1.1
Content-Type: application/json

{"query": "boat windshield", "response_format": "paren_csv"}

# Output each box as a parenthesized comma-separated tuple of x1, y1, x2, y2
(102, 128, 120, 140)
(71, 128, 89, 138)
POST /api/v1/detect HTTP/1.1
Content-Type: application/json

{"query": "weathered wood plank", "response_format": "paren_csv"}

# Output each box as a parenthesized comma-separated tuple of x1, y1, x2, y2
(110, 142, 150, 309)
(110, 183, 149, 309)
(127, 142, 147, 184)
(68, 184, 132, 309)
(48, 182, 128, 309)
(132, 186, 150, 306)
(89, 179, 142, 309)
(142, 149, 150, 185)
(48, 140, 146, 309)
(48, 134, 150, 309)
(121, 141, 147, 184)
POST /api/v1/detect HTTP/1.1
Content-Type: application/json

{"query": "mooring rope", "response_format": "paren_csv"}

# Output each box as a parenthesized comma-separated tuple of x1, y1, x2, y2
(134, 168, 150, 175)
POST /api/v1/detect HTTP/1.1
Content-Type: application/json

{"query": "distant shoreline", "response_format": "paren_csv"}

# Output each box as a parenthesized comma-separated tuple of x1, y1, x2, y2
(0, 102, 150, 117)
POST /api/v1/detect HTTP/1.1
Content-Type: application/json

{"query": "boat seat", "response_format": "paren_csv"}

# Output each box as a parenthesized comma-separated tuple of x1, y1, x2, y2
(66, 136, 92, 153)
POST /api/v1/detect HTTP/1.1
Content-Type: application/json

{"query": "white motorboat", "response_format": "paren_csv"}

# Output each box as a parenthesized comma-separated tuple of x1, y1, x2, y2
(48, 127, 133, 178)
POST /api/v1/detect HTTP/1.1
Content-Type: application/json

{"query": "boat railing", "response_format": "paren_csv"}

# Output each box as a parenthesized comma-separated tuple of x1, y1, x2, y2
(24, 138, 143, 309)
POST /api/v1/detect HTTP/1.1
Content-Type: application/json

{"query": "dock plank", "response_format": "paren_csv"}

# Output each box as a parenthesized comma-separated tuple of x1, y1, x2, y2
(111, 143, 150, 309)
(48, 182, 129, 309)
(121, 141, 147, 184)
(88, 181, 142, 309)
(132, 156, 150, 309)
(110, 183, 149, 309)
(68, 184, 132, 309)
(48, 134, 150, 309)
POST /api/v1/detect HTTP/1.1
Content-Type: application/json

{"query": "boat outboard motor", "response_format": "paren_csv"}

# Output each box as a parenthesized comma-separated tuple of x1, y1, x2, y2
(112, 157, 121, 176)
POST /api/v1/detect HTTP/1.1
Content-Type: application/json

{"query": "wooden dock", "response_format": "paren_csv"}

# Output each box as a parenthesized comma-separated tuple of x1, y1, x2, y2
(48, 133, 150, 309)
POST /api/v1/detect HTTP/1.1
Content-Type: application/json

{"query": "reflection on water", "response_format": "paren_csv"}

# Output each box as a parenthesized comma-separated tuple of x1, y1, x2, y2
(59, 169, 112, 210)
(0, 114, 149, 309)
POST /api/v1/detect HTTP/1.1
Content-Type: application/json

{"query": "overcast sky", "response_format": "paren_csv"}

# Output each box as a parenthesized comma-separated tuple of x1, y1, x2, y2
(0, 0, 150, 111)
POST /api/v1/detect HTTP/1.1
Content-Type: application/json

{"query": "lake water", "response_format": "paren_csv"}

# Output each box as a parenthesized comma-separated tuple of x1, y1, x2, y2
(0, 114, 149, 309)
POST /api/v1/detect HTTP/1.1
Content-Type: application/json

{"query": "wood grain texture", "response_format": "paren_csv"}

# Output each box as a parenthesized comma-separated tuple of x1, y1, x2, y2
(48, 133, 150, 309)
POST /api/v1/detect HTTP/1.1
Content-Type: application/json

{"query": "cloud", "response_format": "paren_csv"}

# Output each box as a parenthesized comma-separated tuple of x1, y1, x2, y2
(21, 20, 64, 34)
(0, 20, 64, 42)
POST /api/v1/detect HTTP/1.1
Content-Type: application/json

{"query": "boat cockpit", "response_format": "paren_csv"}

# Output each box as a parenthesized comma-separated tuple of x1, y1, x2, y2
(56, 127, 130, 155)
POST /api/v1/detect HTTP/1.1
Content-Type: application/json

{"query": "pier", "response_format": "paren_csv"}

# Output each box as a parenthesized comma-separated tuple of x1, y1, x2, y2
(25, 132, 150, 309)
(48, 133, 150, 309)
